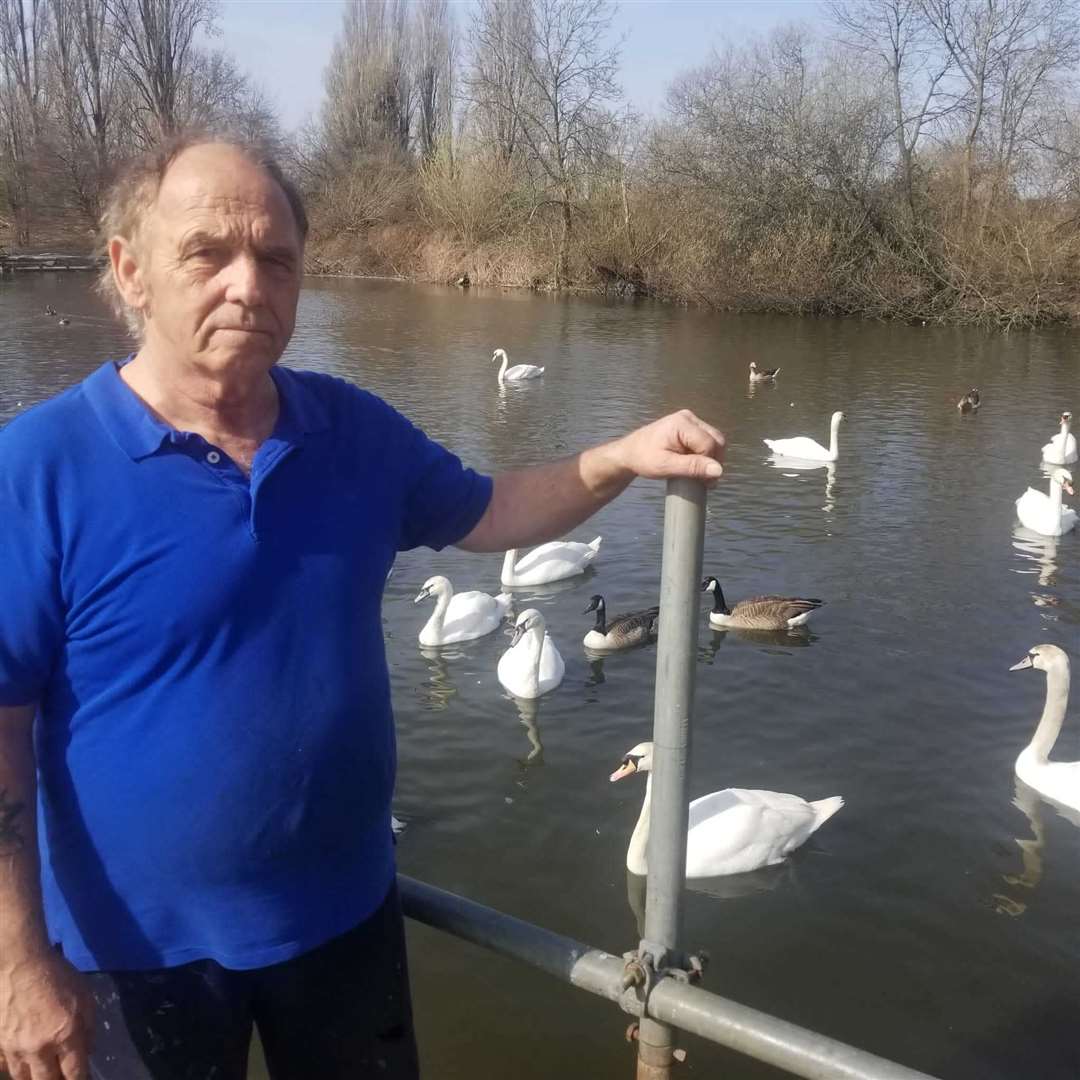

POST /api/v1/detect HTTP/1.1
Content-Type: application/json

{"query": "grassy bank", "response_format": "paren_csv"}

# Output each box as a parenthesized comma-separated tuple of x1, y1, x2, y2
(299, 152, 1080, 331)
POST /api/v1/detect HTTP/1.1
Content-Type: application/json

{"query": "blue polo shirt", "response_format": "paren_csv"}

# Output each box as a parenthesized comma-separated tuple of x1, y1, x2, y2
(0, 360, 492, 972)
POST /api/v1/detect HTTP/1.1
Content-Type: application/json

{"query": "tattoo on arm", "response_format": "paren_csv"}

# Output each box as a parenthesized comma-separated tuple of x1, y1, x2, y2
(0, 788, 26, 855)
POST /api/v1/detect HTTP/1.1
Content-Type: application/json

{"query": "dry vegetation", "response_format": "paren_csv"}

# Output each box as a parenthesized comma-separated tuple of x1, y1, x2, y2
(5, 0, 1080, 329)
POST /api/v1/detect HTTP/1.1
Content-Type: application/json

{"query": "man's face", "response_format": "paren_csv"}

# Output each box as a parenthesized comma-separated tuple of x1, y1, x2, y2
(134, 144, 302, 381)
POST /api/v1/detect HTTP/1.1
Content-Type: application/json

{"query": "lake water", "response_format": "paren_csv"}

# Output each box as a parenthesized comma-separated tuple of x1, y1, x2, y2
(2, 273, 1078, 1079)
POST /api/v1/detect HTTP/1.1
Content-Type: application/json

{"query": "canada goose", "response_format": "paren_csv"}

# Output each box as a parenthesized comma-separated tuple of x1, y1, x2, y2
(1016, 468, 1076, 537)
(702, 577, 822, 630)
(749, 361, 780, 382)
(497, 609, 565, 699)
(610, 741, 843, 878)
(1010, 646, 1078, 812)
(500, 537, 601, 587)
(582, 595, 659, 651)
(414, 575, 511, 646)
(764, 411, 843, 462)
(1042, 412, 1077, 466)
(957, 388, 980, 412)
(493, 348, 544, 384)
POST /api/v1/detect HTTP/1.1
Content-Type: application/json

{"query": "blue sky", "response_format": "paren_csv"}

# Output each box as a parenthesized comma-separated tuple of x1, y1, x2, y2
(218, 0, 824, 131)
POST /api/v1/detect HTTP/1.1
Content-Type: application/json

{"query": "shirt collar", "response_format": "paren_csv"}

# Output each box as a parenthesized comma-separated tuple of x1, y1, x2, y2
(82, 359, 329, 462)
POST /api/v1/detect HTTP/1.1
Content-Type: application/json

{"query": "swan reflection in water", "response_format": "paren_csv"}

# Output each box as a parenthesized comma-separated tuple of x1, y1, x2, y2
(765, 455, 836, 514)
(499, 570, 596, 603)
(417, 645, 461, 711)
(1010, 525, 1061, 594)
(993, 779, 1080, 917)
(507, 693, 544, 767)
(625, 863, 796, 937)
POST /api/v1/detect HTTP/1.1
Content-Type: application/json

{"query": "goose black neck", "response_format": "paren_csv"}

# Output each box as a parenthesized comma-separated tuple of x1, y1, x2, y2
(592, 599, 606, 634)
(712, 586, 729, 615)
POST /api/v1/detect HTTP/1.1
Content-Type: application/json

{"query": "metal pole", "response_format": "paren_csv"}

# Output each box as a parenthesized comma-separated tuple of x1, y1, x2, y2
(398, 875, 940, 1080)
(638, 477, 707, 1078)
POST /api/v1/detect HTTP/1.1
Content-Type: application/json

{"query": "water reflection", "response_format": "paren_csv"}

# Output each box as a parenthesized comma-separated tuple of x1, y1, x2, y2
(417, 646, 460, 711)
(499, 568, 597, 601)
(585, 656, 606, 686)
(766, 455, 836, 513)
(702, 626, 817, 657)
(626, 863, 797, 936)
(1011, 526, 1061, 593)
(993, 779, 1080, 916)
(507, 693, 544, 766)
(746, 379, 781, 401)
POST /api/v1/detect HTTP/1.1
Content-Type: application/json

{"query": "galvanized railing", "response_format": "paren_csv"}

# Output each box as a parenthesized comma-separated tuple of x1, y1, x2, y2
(401, 479, 941, 1080)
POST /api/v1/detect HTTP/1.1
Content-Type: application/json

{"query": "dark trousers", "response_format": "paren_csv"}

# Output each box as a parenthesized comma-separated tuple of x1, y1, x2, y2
(86, 883, 418, 1080)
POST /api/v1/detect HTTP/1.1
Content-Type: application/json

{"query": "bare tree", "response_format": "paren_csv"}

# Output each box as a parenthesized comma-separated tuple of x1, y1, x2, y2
(514, 0, 622, 285)
(49, 0, 125, 222)
(110, 0, 215, 140)
(920, 0, 1080, 223)
(829, 0, 951, 219)
(465, 0, 532, 165)
(413, 0, 453, 160)
(321, 0, 412, 162)
(0, 0, 49, 243)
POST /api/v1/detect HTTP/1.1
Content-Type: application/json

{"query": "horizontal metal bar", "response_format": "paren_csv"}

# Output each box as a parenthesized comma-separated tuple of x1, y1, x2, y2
(399, 875, 939, 1080)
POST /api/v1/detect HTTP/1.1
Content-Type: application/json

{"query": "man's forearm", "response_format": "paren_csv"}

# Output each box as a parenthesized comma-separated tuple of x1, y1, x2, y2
(0, 705, 50, 961)
(459, 441, 634, 553)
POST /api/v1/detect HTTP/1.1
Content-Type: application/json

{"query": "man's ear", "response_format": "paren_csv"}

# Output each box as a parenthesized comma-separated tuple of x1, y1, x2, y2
(109, 235, 149, 318)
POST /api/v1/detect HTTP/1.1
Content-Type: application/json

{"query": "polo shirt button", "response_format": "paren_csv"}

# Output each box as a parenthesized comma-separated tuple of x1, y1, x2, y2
(206, 450, 221, 464)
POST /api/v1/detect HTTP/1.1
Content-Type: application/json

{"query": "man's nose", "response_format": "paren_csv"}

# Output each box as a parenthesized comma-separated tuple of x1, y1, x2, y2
(223, 252, 265, 306)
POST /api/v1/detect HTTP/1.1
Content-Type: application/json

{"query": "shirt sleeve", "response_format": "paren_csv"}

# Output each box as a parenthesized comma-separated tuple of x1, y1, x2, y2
(396, 419, 493, 553)
(0, 478, 65, 707)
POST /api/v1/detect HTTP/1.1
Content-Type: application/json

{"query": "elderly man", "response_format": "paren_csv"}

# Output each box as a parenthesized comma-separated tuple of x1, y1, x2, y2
(0, 137, 724, 1080)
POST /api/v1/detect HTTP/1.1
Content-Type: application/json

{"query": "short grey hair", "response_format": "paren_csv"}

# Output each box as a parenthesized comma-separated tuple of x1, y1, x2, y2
(96, 132, 309, 337)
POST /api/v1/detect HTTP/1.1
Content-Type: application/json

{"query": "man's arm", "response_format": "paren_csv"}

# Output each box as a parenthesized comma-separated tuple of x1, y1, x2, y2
(0, 703, 93, 1080)
(458, 409, 725, 553)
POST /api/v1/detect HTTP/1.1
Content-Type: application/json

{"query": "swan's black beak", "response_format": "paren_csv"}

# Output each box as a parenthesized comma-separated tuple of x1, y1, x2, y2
(510, 623, 527, 647)
(1064, 480, 1076, 496)
(1010, 655, 1034, 671)
(413, 588, 429, 604)
(609, 758, 638, 782)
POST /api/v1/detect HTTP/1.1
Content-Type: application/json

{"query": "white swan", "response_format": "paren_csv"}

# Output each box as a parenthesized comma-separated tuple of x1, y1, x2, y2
(610, 742, 843, 878)
(414, 576, 512, 646)
(1016, 468, 1076, 537)
(493, 348, 544, 384)
(500, 537, 601, 587)
(1042, 412, 1077, 466)
(764, 411, 844, 462)
(1010, 645, 1079, 813)
(497, 609, 565, 699)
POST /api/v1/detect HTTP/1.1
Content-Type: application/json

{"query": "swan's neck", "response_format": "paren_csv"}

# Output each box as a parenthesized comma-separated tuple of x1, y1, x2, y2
(627, 773, 652, 873)
(497, 352, 508, 381)
(1027, 661, 1071, 763)
(501, 549, 518, 581)
(1048, 475, 1064, 514)
(1061, 418, 1072, 440)
(422, 588, 452, 638)
(519, 626, 545, 695)
(828, 417, 841, 457)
